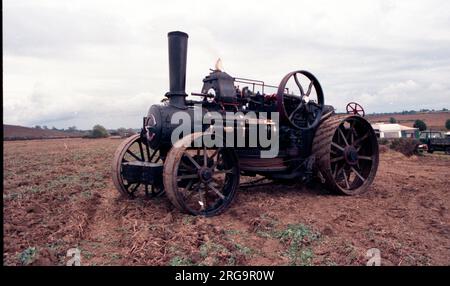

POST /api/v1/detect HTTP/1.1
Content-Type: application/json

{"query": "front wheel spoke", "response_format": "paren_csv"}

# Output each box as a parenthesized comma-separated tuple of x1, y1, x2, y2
(203, 146, 208, 167)
(207, 183, 225, 199)
(138, 142, 144, 161)
(351, 167, 366, 182)
(177, 174, 199, 181)
(180, 161, 195, 171)
(145, 144, 151, 162)
(332, 142, 345, 152)
(209, 149, 219, 161)
(126, 150, 143, 161)
(149, 149, 158, 162)
(211, 152, 222, 170)
(131, 183, 140, 193)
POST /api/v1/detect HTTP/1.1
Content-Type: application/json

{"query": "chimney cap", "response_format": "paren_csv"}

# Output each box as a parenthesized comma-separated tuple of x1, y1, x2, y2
(168, 31, 189, 38)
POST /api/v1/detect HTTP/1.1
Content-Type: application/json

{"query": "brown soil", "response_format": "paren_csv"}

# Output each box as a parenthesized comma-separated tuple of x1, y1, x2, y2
(3, 138, 450, 266)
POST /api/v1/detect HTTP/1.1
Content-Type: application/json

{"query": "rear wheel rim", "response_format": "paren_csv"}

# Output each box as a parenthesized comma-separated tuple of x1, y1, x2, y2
(329, 117, 378, 194)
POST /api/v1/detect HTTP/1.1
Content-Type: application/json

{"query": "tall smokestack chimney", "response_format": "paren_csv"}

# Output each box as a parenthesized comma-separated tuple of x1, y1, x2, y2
(167, 31, 188, 108)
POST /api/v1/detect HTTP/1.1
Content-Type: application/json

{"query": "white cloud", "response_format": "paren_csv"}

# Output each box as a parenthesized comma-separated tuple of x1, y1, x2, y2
(3, 0, 450, 129)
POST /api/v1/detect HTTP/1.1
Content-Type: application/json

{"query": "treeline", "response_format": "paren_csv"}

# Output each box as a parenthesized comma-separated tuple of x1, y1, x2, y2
(368, 108, 448, 116)
(33, 125, 80, 132)
(31, 125, 140, 139)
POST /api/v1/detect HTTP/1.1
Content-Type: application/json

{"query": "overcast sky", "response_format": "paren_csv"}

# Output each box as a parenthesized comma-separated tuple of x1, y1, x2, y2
(3, 0, 450, 129)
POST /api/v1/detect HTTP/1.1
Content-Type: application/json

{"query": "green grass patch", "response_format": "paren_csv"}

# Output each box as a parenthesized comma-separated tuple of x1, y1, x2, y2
(169, 256, 194, 266)
(18, 247, 38, 265)
(275, 224, 321, 266)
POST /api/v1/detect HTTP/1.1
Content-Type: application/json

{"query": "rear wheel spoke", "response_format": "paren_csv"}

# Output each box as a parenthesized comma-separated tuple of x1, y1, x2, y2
(342, 169, 350, 189)
(351, 167, 366, 182)
(354, 132, 369, 147)
(207, 183, 225, 199)
(358, 155, 372, 161)
(332, 142, 345, 152)
(338, 128, 349, 146)
(331, 156, 344, 163)
(215, 169, 233, 174)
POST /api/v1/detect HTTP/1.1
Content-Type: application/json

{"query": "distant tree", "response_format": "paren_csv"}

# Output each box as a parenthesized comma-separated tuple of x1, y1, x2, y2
(389, 117, 397, 123)
(413, 120, 427, 131)
(52, 126, 58, 130)
(115, 127, 136, 138)
(43, 125, 48, 130)
(446, 119, 450, 130)
(443, 108, 448, 111)
(35, 125, 41, 129)
(67, 126, 77, 132)
(116, 127, 127, 137)
(91, 125, 109, 138)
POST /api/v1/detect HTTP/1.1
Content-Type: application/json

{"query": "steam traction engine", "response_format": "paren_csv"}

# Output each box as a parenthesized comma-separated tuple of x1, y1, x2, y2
(112, 31, 379, 216)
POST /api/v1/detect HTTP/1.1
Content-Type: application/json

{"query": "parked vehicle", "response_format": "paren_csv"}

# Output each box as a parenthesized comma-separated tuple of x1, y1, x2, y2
(419, 131, 450, 154)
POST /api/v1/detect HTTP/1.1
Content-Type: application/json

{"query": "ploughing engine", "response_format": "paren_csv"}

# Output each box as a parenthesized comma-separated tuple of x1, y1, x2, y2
(112, 31, 379, 216)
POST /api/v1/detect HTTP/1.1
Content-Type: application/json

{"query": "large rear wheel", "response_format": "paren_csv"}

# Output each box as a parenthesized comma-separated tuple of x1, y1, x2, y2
(163, 132, 240, 216)
(312, 115, 379, 195)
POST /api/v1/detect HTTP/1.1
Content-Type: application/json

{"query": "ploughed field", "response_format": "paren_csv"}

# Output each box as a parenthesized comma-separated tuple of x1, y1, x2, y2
(3, 138, 450, 265)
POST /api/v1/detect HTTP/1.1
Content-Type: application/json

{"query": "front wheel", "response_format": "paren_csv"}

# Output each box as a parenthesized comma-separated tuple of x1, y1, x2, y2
(163, 132, 240, 216)
(112, 134, 164, 198)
